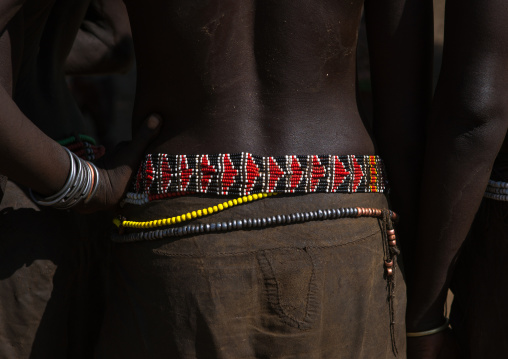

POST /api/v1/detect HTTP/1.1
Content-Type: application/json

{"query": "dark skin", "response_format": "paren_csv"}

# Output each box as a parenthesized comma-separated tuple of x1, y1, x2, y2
(0, 1, 152, 356)
(0, 0, 160, 213)
(65, 0, 134, 75)
(406, 0, 508, 357)
(124, 0, 432, 248)
(107, 1, 432, 355)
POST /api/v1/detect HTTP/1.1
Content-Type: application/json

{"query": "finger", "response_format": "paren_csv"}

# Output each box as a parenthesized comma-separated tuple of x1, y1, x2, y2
(132, 113, 162, 148)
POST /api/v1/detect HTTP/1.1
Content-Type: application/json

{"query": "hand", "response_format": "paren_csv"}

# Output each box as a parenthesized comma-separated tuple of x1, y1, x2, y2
(77, 113, 162, 212)
(407, 329, 459, 359)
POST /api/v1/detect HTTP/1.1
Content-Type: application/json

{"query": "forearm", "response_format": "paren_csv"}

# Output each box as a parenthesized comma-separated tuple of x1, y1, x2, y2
(0, 7, 69, 197)
(0, 85, 70, 196)
(406, 0, 508, 331)
(406, 113, 507, 330)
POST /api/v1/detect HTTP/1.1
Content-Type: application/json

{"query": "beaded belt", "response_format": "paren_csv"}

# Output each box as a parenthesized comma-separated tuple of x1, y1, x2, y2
(127, 153, 386, 204)
(484, 180, 508, 201)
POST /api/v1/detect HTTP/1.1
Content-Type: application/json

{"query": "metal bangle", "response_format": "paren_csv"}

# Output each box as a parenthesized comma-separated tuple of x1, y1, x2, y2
(58, 155, 92, 209)
(406, 318, 450, 337)
(30, 146, 102, 210)
(57, 152, 85, 208)
(84, 161, 100, 204)
(29, 147, 76, 206)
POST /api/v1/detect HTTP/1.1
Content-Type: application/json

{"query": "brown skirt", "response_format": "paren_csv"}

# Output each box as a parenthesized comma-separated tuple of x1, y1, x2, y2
(0, 180, 110, 359)
(97, 193, 406, 358)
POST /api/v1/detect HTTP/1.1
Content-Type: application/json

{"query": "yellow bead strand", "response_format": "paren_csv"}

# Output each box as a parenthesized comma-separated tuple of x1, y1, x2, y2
(115, 192, 276, 229)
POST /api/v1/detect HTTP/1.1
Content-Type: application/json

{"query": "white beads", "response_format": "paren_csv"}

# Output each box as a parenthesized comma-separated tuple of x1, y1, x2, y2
(484, 180, 508, 202)
(124, 192, 149, 205)
(488, 180, 508, 189)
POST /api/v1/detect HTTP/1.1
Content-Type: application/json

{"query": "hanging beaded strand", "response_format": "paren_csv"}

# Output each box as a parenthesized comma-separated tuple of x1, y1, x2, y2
(115, 192, 276, 229)
(113, 206, 397, 243)
(58, 134, 97, 146)
(57, 134, 106, 161)
(379, 208, 400, 355)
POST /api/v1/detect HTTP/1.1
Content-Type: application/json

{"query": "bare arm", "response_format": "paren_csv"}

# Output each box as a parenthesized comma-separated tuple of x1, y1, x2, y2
(406, 0, 508, 354)
(65, 0, 134, 75)
(0, 1, 68, 196)
(364, 0, 433, 267)
(0, 2, 159, 211)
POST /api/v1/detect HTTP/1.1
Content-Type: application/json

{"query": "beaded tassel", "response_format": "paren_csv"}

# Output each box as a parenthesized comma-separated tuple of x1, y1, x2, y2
(380, 209, 400, 356)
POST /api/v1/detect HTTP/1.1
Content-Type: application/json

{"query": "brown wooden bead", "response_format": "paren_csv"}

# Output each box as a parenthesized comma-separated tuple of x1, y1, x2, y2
(386, 267, 393, 276)
(389, 234, 396, 241)
(389, 240, 397, 246)
(385, 260, 393, 268)
(387, 229, 395, 236)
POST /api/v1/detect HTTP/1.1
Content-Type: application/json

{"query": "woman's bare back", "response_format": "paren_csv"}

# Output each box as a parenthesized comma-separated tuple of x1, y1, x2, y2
(125, 0, 374, 156)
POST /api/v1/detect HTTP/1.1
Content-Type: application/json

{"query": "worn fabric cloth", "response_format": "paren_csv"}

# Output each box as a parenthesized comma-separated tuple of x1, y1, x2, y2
(450, 155, 508, 358)
(0, 174, 7, 204)
(0, 180, 110, 358)
(97, 192, 406, 358)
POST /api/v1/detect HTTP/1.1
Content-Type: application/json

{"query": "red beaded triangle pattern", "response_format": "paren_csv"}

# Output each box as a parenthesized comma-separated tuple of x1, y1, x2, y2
(132, 153, 387, 196)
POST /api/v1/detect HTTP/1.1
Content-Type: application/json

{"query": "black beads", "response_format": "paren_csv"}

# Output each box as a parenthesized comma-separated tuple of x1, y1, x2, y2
(114, 204, 392, 244)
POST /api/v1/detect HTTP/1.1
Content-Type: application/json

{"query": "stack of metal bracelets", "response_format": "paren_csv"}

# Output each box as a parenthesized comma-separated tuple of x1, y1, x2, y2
(29, 146, 100, 209)
(484, 180, 508, 201)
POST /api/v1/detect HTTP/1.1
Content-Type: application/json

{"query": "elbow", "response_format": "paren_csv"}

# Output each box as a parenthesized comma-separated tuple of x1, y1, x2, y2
(460, 98, 508, 130)
(432, 89, 508, 150)
(433, 69, 508, 137)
